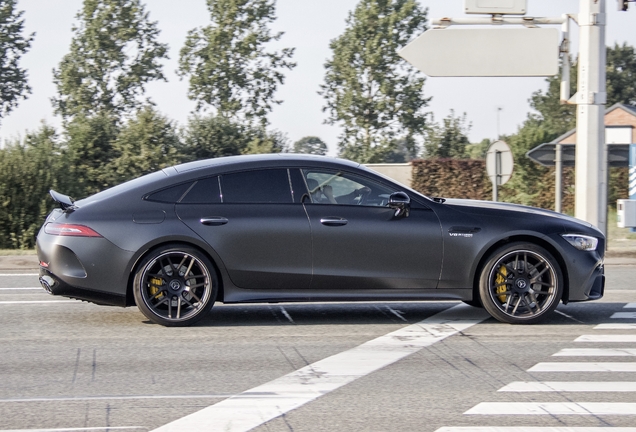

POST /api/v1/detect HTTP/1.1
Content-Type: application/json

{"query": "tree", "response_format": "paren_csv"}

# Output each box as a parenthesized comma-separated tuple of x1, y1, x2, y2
(178, 0, 295, 125)
(321, 0, 429, 163)
(108, 107, 182, 184)
(0, 0, 34, 124)
(606, 42, 636, 106)
(181, 114, 285, 161)
(0, 124, 61, 249)
(291, 136, 328, 155)
(423, 110, 471, 159)
(52, 0, 168, 121)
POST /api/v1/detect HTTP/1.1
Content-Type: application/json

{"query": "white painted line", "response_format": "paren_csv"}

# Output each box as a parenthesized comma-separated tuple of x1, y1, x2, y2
(498, 381, 636, 392)
(151, 304, 489, 432)
(0, 287, 42, 291)
(554, 310, 584, 323)
(595, 323, 636, 330)
(612, 312, 636, 319)
(554, 348, 636, 356)
(0, 273, 39, 277)
(0, 394, 237, 403)
(625, 303, 636, 309)
(0, 300, 77, 305)
(279, 306, 294, 324)
(436, 428, 636, 432)
(386, 306, 408, 322)
(576, 335, 636, 342)
(528, 362, 636, 372)
(0, 428, 145, 432)
(465, 402, 636, 415)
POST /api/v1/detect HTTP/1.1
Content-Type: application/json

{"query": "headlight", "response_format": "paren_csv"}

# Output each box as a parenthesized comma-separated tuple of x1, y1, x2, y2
(562, 234, 598, 251)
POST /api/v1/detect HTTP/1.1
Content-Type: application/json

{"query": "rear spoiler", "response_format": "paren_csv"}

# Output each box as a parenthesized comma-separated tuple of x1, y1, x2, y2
(50, 190, 77, 211)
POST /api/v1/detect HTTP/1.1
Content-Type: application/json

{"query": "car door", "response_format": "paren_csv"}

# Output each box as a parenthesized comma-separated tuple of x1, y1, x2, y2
(300, 168, 443, 290)
(175, 169, 312, 290)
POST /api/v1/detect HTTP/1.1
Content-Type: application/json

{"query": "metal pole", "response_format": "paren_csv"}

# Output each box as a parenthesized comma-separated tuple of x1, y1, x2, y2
(574, 0, 607, 235)
(555, 144, 563, 213)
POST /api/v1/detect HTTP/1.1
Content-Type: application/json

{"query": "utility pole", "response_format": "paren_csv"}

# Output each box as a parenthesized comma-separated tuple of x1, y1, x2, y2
(574, 0, 607, 235)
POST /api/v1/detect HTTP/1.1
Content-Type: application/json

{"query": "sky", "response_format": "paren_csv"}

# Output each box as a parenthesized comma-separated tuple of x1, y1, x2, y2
(2, 0, 636, 155)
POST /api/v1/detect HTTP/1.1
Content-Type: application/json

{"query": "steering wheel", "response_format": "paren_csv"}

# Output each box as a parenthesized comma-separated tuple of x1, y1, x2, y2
(355, 187, 371, 205)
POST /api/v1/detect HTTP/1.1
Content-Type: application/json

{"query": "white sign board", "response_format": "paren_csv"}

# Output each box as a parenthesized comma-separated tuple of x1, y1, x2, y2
(399, 27, 559, 77)
(486, 140, 514, 185)
(464, 0, 527, 15)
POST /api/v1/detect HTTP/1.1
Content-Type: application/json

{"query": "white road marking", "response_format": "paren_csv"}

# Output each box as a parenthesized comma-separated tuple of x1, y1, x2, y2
(0, 300, 77, 305)
(0, 287, 42, 291)
(554, 310, 584, 323)
(151, 304, 489, 432)
(594, 323, 636, 329)
(436, 428, 636, 431)
(0, 427, 145, 432)
(528, 362, 636, 372)
(465, 402, 636, 415)
(625, 303, 636, 309)
(0, 394, 240, 403)
(611, 312, 636, 319)
(0, 273, 39, 277)
(554, 348, 636, 356)
(498, 381, 636, 392)
(386, 306, 408, 322)
(575, 334, 636, 342)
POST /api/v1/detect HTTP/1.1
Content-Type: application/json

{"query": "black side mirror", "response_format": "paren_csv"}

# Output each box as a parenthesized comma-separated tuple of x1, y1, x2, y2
(388, 192, 410, 218)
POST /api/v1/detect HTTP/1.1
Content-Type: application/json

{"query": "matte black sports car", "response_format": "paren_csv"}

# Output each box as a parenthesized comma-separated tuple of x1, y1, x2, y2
(36, 154, 605, 326)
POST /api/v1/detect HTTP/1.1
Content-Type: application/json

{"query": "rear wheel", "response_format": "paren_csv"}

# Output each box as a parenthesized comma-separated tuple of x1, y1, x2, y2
(133, 245, 217, 326)
(478, 242, 563, 324)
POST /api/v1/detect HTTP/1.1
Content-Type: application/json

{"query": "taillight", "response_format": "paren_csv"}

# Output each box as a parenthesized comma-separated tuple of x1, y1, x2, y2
(44, 223, 102, 237)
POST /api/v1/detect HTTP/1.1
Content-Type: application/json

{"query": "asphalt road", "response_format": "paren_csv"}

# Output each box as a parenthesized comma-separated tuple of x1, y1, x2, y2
(1, 262, 635, 432)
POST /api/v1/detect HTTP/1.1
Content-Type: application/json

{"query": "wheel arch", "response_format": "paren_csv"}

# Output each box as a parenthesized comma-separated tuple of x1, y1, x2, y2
(471, 235, 570, 304)
(125, 238, 226, 307)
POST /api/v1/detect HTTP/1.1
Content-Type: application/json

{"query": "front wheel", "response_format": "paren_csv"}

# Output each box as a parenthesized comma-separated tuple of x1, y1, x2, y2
(133, 245, 218, 326)
(478, 243, 563, 324)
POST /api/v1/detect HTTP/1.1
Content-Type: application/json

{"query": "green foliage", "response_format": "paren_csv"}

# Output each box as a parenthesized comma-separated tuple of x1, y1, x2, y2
(178, 0, 295, 125)
(0, 0, 34, 122)
(108, 107, 182, 184)
(467, 138, 491, 160)
(423, 110, 471, 159)
(321, 0, 429, 163)
(291, 136, 328, 155)
(411, 158, 491, 200)
(0, 125, 61, 249)
(606, 42, 636, 106)
(181, 114, 285, 160)
(52, 0, 168, 121)
(63, 112, 120, 198)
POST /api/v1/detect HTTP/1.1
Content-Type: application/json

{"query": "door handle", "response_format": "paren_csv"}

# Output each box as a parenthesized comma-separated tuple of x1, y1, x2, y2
(200, 217, 229, 226)
(320, 217, 348, 226)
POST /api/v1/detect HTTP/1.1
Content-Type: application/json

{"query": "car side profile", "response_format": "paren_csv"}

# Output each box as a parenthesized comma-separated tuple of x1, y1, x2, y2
(36, 154, 605, 326)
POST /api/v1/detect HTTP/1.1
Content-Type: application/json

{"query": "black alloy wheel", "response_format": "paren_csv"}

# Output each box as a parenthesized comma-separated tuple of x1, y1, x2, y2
(133, 245, 217, 326)
(479, 242, 563, 324)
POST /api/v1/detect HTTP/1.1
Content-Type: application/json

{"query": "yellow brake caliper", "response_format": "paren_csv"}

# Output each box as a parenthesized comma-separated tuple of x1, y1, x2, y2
(149, 277, 164, 299)
(496, 265, 508, 303)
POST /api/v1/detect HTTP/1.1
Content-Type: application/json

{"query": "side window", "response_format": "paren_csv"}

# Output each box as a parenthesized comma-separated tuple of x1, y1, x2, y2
(221, 169, 293, 204)
(146, 182, 193, 203)
(302, 169, 397, 207)
(180, 177, 221, 204)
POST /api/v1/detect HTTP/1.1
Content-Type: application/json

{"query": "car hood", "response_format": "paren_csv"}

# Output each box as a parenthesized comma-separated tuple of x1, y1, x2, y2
(442, 198, 596, 229)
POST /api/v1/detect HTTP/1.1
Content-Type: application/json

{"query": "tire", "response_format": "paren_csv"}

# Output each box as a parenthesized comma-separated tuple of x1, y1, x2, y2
(133, 245, 218, 326)
(478, 242, 563, 324)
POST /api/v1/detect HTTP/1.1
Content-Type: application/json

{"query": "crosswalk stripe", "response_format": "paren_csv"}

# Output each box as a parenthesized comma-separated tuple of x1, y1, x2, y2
(554, 348, 636, 356)
(575, 335, 636, 342)
(625, 303, 636, 309)
(436, 428, 636, 431)
(595, 323, 636, 329)
(150, 304, 489, 432)
(611, 312, 636, 319)
(528, 362, 636, 372)
(465, 402, 636, 415)
(498, 381, 636, 392)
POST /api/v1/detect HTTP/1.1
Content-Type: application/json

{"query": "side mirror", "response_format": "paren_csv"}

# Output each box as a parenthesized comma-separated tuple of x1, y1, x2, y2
(388, 192, 410, 218)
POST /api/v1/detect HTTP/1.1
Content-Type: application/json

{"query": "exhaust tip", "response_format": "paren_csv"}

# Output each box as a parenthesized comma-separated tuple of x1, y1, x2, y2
(39, 276, 56, 294)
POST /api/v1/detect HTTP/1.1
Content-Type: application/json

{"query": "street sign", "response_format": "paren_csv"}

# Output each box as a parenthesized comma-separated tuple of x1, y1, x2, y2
(486, 141, 514, 202)
(398, 27, 560, 77)
(464, 0, 527, 15)
(527, 143, 630, 167)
